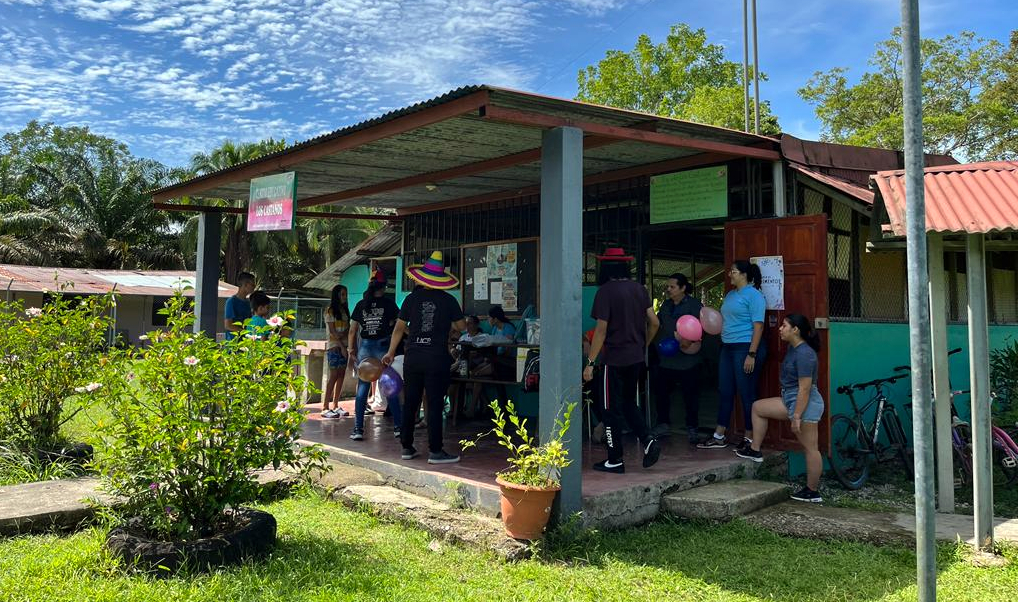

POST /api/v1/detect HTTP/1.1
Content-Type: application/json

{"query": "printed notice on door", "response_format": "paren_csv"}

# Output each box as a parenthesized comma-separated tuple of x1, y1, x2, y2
(750, 255, 785, 310)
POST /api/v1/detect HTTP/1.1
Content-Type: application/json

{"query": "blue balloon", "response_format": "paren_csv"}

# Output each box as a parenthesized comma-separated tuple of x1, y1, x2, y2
(378, 367, 403, 397)
(658, 338, 680, 357)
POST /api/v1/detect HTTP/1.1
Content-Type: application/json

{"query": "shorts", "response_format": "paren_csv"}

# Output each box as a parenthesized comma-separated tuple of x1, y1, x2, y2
(327, 347, 348, 369)
(781, 386, 825, 423)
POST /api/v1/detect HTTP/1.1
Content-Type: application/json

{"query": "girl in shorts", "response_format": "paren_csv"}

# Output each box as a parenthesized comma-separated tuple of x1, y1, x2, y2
(736, 314, 825, 503)
(322, 284, 350, 419)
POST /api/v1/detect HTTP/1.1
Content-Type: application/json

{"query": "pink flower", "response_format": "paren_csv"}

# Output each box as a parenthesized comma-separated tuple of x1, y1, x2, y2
(183, 356, 199, 366)
(25, 307, 42, 318)
(267, 316, 285, 328)
(274, 401, 291, 412)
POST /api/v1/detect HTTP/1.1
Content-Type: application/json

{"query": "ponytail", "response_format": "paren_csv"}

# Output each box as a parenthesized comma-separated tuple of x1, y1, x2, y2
(733, 259, 762, 289)
(786, 313, 821, 352)
(669, 273, 692, 295)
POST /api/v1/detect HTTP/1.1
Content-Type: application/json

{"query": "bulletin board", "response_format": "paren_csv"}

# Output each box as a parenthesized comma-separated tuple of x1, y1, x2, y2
(460, 237, 539, 317)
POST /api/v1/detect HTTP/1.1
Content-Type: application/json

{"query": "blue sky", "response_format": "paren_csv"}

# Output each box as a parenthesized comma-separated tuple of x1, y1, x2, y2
(1, 0, 1015, 168)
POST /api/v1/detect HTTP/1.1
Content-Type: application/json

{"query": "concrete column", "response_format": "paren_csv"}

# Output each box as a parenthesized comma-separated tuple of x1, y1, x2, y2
(539, 126, 584, 519)
(967, 233, 994, 550)
(772, 161, 786, 217)
(928, 234, 954, 511)
(194, 211, 221, 336)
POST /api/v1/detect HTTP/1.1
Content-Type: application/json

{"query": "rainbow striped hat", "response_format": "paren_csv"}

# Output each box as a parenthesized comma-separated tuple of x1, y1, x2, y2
(406, 251, 458, 290)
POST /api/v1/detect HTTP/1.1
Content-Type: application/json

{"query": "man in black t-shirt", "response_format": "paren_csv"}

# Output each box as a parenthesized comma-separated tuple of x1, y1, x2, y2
(347, 270, 402, 441)
(583, 248, 662, 473)
(384, 251, 465, 464)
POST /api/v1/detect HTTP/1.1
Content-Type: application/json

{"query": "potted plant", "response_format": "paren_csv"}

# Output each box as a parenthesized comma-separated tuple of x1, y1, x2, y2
(89, 292, 328, 573)
(0, 290, 115, 472)
(462, 399, 575, 540)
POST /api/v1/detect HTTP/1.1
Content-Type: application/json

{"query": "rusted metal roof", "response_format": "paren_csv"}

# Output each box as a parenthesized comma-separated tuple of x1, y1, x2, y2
(788, 162, 875, 206)
(872, 162, 1018, 236)
(303, 224, 403, 291)
(150, 85, 779, 212)
(0, 265, 238, 297)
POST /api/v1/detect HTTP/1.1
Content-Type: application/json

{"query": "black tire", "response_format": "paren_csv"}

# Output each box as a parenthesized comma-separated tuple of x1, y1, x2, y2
(829, 414, 871, 490)
(888, 416, 915, 479)
(992, 431, 1018, 485)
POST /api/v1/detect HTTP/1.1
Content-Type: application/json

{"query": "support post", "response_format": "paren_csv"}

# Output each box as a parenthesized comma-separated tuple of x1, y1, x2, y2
(194, 211, 221, 336)
(901, 1, 936, 598)
(539, 126, 584, 520)
(772, 161, 786, 217)
(928, 233, 954, 512)
(968, 233, 994, 550)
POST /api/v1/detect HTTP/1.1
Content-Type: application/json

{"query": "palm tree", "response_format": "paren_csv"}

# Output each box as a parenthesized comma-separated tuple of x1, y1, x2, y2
(0, 195, 66, 265)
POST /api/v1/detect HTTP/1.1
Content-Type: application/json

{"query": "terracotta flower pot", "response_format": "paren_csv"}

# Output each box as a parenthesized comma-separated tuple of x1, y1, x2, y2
(495, 476, 560, 540)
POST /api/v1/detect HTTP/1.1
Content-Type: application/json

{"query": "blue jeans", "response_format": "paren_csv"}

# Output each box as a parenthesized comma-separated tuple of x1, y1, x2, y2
(354, 338, 402, 430)
(717, 342, 766, 433)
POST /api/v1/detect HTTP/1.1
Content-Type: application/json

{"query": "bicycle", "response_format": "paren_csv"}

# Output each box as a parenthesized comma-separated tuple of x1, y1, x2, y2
(829, 373, 914, 490)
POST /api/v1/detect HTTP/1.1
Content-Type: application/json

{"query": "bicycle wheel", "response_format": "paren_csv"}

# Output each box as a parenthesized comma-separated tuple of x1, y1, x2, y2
(888, 414, 915, 479)
(992, 430, 1018, 484)
(953, 424, 973, 488)
(829, 414, 871, 490)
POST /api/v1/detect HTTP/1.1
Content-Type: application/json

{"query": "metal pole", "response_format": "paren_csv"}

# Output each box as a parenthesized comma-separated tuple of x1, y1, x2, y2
(751, 0, 761, 134)
(928, 233, 955, 512)
(901, 1, 936, 599)
(5, 278, 12, 303)
(742, 0, 750, 132)
(968, 233, 994, 550)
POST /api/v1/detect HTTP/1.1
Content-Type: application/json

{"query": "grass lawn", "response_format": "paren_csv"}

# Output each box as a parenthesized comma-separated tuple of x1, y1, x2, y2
(1, 491, 1016, 602)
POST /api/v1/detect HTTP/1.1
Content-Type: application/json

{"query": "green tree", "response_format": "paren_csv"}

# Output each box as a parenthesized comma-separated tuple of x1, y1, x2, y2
(798, 28, 1014, 160)
(980, 31, 1018, 160)
(576, 23, 780, 133)
(0, 195, 66, 265)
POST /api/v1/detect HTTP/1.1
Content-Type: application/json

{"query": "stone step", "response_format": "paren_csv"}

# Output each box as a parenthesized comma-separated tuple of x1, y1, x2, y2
(661, 479, 789, 521)
(0, 477, 115, 536)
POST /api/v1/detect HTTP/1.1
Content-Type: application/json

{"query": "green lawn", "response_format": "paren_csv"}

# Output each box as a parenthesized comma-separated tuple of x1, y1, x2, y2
(1, 491, 1016, 602)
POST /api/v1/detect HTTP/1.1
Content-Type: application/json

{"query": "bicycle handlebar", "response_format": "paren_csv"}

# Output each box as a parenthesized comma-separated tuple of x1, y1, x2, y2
(838, 374, 903, 394)
(892, 347, 963, 373)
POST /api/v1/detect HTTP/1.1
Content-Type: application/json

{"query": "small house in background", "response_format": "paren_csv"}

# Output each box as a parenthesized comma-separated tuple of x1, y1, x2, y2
(0, 265, 237, 345)
(304, 224, 404, 304)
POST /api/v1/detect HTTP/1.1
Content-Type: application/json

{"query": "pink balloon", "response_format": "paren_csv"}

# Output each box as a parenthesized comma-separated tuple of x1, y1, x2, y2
(700, 306, 723, 336)
(680, 340, 702, 355)
(677, 315, 703, 342)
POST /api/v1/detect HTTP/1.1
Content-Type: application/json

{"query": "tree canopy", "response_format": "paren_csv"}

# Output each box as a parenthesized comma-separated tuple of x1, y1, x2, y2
(575, 23, 780, 134)
(798, 28, 1018, 161)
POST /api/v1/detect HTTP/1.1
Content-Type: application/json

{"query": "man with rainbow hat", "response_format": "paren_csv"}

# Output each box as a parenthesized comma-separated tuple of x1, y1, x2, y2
(384, 251, 465, 464)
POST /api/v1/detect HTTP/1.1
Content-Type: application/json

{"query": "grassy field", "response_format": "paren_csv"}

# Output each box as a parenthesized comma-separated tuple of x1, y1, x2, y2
(1, 491, 1016, 602)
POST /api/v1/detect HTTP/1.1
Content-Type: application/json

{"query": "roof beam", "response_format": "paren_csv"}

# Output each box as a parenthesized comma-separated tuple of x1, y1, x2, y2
(153, 203, 402, 221)
(151, 90, 491, 202)
(397, 152, 731, 216)
(296, 133, 630, 209)
(480, 105, 780, 161)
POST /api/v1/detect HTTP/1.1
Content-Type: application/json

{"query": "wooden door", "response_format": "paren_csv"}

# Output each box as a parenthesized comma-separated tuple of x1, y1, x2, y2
(724, 215, 830, 451)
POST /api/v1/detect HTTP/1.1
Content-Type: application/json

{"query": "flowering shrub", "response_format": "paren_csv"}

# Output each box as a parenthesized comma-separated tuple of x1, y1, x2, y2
(91, 293, 328, 540)
(0, 292, 114, 451)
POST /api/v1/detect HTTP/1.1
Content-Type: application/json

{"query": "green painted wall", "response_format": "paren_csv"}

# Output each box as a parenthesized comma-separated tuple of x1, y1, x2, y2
(787, 321, 1018, 476)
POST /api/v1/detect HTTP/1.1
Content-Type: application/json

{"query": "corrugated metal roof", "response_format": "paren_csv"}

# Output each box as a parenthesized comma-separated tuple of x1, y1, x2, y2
(788, 162, 874, 205)
(303, 225, 402, 291)
(0, 265, 238, 297)
(151, 84, 777, 209)
(872, 161, 1018, 235)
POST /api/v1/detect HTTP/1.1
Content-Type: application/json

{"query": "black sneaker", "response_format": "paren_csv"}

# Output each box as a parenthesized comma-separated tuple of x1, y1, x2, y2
(593, 459, 625, 474)
(697, 436, 728, 449)
(393, 427, 401, 439)
(790, 487, 823, 503)
(735, 447, 763, 463)
(642, 438, 661, 468)
(401, 446, 418, 460)
(735, 438, 752, 453)
(428, 450, 460, 464)
(349, 429, 364, 441)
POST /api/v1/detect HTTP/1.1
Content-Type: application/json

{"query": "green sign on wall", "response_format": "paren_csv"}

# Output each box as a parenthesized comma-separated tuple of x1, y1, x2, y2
(649, 165, 729, 224)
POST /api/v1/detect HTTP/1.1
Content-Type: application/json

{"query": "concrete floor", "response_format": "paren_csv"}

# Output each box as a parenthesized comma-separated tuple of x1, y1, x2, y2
(299, 400, 772, 529)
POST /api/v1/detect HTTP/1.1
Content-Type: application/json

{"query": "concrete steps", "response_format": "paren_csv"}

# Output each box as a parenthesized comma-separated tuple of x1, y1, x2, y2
(661, 480, 789, 521)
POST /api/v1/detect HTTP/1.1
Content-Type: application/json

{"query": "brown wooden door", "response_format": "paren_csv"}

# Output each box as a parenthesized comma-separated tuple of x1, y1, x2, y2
(724, 215, 830, 452)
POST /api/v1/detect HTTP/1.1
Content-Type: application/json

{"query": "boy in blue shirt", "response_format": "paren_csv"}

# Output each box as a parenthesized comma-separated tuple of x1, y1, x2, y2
(224, 271, 256, 340)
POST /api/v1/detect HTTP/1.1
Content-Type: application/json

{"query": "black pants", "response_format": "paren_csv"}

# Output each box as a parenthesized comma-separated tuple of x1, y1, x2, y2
(652, 365, 701, 430)
(401, 356, 451, 454)
(600, 362, 651, 463)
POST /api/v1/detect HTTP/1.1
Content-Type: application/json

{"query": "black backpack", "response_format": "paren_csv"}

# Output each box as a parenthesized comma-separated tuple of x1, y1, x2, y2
(522, 349, 540, 393)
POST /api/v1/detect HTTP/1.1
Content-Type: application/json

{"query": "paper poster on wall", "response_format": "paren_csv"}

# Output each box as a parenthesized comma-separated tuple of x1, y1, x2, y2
(490, 281, 504, 305)
(750, 255, 785, 310)
(486, 245, 500, 274)
(473, 267, 488, 300)
(501, 243, 518, 277)
(501, 278, 518, 312)
(486, 243, 516, 278)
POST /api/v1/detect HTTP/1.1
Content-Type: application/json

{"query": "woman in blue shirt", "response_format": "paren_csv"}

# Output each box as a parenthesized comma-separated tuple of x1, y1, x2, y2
(736, 314, 825, 503)
(699, 260, 767, 451)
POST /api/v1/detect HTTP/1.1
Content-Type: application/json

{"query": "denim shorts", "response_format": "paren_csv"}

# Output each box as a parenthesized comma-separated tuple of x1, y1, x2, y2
(327, 347, 348, 369)
(781, 386, 825, 423)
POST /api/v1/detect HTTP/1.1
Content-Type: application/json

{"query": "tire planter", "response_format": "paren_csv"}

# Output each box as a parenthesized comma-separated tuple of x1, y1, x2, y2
(105, 508, 276, 575)
(35, 442, 93, 467)
(495, 476, 560, 540)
